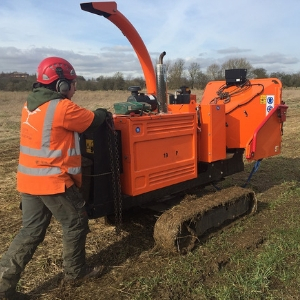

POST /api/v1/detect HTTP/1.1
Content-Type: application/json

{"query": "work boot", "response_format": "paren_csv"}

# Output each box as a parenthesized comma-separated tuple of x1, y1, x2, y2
(61, 265, 105, 286)
(81, 265, 104, 280)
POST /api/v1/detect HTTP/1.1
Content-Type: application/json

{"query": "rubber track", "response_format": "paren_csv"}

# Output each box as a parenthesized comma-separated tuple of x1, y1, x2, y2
(153, 186, 257, 253)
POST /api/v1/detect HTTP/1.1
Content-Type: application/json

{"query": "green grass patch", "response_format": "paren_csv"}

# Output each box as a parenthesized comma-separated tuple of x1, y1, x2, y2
(269, 181, 300, 210)
(207, 226, 300, 299)
(122, 183, 300, 299)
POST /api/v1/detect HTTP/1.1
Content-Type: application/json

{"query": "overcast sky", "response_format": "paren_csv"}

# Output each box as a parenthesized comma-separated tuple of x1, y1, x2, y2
(1, 0, 299, 80)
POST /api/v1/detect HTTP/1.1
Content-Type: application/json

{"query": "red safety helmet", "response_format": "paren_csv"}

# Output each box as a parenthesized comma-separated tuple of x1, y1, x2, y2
(36, 57, 77, 84)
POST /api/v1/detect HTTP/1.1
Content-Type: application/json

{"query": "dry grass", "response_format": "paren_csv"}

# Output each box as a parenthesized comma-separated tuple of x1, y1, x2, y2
(0, 88, 299, 299)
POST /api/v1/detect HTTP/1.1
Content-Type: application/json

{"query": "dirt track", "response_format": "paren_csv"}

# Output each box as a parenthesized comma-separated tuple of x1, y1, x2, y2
(0, 90, 299, 299)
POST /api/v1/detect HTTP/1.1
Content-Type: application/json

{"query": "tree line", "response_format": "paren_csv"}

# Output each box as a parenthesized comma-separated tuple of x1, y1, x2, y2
(1, 58, 300, 92)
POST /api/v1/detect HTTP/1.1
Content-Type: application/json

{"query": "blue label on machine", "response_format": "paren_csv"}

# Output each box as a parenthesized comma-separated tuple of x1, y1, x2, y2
(266, 95, 275, 115)
(136, 127, 141, 133)
(267, 96, 274, 104)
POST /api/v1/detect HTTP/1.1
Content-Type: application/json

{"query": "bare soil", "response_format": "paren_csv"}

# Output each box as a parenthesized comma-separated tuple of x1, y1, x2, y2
(0, 89, 299, 299)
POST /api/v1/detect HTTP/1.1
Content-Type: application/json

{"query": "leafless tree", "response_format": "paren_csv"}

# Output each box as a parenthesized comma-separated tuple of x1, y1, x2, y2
(206, 63, 222, 80)
(188, 62, 201, 89)
(167, 59, 185, 89)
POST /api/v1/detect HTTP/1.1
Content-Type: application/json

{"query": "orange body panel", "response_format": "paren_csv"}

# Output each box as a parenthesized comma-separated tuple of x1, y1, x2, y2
(198, 104, 226, 162)
(114, 113, 197, 196)
(246, 104, 288, 160)
(200, 78, 284, 160)
(167, 98, 197, 113)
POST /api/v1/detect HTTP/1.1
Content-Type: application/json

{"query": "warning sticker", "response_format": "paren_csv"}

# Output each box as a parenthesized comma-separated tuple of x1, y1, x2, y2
(260, 95, 266, 104)
(86, 139, 94, 154)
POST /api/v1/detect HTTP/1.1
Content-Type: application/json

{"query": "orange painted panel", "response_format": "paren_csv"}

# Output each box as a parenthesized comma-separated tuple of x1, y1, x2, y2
(114, 113, 197, 196)
(198, 104, 226, 162)
(246, 104, 288, 160)
(200, 78, 283, 149)
(167, 99, 197, 113)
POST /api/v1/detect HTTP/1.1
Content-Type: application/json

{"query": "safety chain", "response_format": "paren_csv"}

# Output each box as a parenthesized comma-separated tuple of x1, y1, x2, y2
(106, 114, 122, 235)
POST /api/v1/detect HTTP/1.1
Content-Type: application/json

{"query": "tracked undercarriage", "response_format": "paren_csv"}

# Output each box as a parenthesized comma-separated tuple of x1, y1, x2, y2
(153, 186, 257, 253)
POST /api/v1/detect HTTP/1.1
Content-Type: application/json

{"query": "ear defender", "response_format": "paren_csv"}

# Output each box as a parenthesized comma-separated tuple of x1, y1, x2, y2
(55, 67, 70, 95)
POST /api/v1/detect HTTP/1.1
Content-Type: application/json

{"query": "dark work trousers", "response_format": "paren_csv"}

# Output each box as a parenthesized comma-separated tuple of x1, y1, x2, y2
(0, 185, 89, 295)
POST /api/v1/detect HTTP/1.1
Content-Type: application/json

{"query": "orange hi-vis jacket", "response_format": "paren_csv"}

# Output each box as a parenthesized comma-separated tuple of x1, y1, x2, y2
(17, 98, 94, 195)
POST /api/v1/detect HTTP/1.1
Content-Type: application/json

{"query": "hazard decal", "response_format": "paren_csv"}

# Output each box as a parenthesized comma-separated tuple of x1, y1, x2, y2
(86, 139, 94, 153)
(260, 95, 266, 104)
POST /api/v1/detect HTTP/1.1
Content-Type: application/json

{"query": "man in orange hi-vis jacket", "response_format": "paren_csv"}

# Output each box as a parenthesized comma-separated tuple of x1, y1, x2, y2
(0, 57, 109, 299)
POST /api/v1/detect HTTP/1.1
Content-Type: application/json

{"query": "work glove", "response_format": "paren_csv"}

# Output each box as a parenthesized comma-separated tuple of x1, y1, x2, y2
(94, 108, 111, 125)
(83, 108, 112, 134)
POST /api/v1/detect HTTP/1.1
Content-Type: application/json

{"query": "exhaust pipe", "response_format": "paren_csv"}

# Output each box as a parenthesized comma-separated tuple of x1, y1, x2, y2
(156, 51, 168, 113)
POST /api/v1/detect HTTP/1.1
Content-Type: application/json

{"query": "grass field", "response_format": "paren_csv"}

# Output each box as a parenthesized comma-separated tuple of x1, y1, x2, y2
(0, 89, 299, 299)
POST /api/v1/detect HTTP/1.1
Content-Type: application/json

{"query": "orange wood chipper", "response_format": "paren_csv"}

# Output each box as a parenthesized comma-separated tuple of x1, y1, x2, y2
(79, 2, 288, 253)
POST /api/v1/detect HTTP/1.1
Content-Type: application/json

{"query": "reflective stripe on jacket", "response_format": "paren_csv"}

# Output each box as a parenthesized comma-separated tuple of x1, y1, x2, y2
(17, 98, 94, 195)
